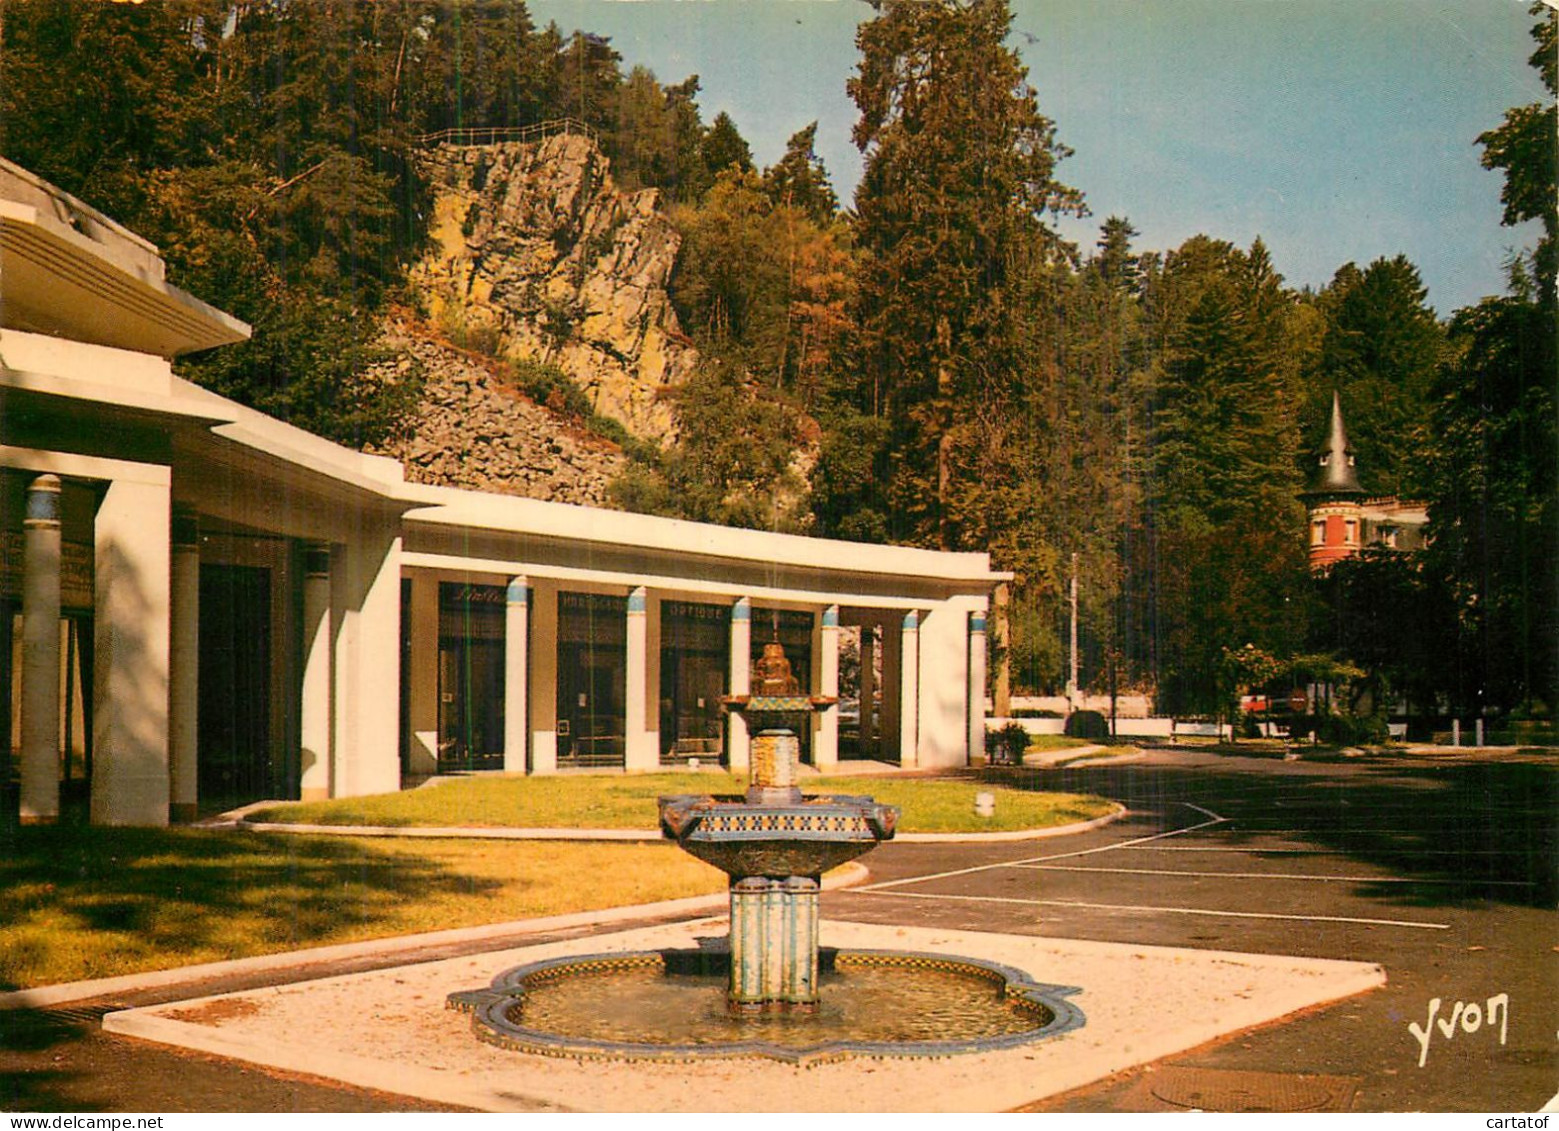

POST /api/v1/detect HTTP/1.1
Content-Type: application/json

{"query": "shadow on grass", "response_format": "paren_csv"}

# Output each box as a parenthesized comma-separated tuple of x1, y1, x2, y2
(0, 826, 504, 992)
(994, 755, 1558, 910)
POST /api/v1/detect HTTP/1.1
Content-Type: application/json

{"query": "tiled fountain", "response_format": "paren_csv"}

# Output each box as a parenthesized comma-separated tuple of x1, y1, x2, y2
(449, 641, 1084, 1063)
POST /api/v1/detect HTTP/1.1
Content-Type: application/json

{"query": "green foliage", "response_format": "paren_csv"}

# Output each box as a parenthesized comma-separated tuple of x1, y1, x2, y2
(700, 111, 754, 180)
(1317, 710, 1390, 746)
(1132, 237, 1313, 714)
(985, 721, 1032, 762)
(810, 407, 892, 543)
(1302, 256, 1446, 498)
(763, 122, 839, 223)
(508, 356, 593, 419)
(847, 0, 1084, 551)
(1063, 710, 1109, 740)
(609, 358, 809, 531)
(1309, 548, 1455, 725)
(1476, 3, 1557, 297)
(1424, 295, 1557, 714)
(1417, 3, 1558, 718)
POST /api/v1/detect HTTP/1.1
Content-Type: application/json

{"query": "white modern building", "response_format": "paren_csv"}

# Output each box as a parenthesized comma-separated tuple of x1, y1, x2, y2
(0, 157, 1004, 826)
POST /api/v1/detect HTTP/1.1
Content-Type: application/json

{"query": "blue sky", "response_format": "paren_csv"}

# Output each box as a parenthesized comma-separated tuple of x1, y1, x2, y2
(530, 0, 1548, 315)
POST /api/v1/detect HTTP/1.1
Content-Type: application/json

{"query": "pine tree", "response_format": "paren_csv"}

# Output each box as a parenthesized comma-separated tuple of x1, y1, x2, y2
(847, 0, 1083, 550)
(762, 122, 838, 223)
(1306, 256, 1445, 498)
(1421, 1, 1558, 717)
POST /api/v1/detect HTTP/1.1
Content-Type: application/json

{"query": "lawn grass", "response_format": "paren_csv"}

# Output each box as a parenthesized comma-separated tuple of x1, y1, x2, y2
(0, 826, 724, 991)
(249, 772, 1117, 834)
(1022, 734, 1095, 751)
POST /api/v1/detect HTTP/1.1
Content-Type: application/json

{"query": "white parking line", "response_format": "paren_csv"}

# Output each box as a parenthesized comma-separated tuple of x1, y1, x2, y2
(855, 802, 1228, 893)
(1132, 846, 1348, 854)
(855, 889, 1452, 930)
(1013, 864, 1533, 886)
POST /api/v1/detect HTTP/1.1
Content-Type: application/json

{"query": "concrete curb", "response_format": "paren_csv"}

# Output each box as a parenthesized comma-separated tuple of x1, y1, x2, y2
(239, 821, 658, 840)
(0, 863, 869, 1013)
(229, 801, 1131, 845)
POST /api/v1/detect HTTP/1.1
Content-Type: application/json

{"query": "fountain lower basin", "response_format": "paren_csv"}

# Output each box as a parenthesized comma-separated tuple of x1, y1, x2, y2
(447, 640, 1088, 1063)
(448, 947, 1085, 1065)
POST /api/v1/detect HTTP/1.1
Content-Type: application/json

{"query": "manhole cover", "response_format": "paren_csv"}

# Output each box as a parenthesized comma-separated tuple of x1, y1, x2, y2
(1145, 1067, 1357, 1112)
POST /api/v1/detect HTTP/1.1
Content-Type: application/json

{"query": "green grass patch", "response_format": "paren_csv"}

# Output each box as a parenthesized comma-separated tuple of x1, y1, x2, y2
(0, 826, 723, 991)
(1021, 734, 1095, 751)
(249, 772, 1116, 835)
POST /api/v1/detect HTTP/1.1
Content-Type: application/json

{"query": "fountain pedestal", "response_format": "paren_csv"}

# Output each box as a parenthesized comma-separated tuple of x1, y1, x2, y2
(658, 642, 897, 1013)
(729, 875, 819, 1011)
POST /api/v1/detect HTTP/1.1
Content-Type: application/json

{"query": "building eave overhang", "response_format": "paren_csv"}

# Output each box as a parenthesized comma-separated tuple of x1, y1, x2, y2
(0, 199, 250, 358)
(399, 481, 1006, 591)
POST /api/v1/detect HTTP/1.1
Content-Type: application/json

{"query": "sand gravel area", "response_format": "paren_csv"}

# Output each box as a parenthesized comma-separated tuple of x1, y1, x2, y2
(104, 918, 1384, 1112)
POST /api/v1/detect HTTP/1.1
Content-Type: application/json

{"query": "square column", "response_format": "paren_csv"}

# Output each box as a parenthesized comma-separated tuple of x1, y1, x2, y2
(20, 475, 62, 823)
(968, 610, 988, 764)
(299, 544, 333, 801)
(527, 580, 559, 775)
(814, 605, 839, 771)
(728, 597, 751, 773)
(503, 576, 529, 774)
(898, 610, 920, 769)
(917, 600, 976, 768)
(168, 510, 200, 822)
(330, 520, 402, 797)
(624, 586, 657, 771)
(404, 572, 440, 779)
(881, 622, 902, 763)
(91, 474, 172, 826)
(859, 626, 877, 755)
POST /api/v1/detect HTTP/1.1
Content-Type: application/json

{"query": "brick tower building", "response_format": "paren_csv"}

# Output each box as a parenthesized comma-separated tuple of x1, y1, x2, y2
(1301, 392, 1428, 571)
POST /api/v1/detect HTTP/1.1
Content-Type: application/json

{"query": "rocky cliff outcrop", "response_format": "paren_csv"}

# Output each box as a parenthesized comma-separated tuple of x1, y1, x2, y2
(366, 318, 627, 506)
(410, 132, 696, 440)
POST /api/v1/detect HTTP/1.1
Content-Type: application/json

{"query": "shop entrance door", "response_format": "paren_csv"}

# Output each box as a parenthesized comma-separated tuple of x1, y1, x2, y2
(437, 583, 506, 771)
(557, 645, 625, 765)
(198, 564, 271, 808)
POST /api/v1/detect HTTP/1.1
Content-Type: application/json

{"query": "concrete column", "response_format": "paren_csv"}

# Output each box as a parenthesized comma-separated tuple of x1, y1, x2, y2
(645, 592, 662, 763)
(168, 510, 200, 823)
(404, 572, 440, 778)
(331, 522, 402, 797)
(504, 576, 529, 774)
(881, 623, 901, 763)
(899, 610, 920, 768)
(728, 597, 751, 772)
(815, 605, 839, 770)
(528, 581, 558, 774)
(968, 610, 988, 764)
(992, 581, 1011, 718)
(299, 544, 333, 801)
(624, 586, 655, 771)
(859, 625, 876, 753)
(91, 475, 171, 826)
(20, 474, 62, 823)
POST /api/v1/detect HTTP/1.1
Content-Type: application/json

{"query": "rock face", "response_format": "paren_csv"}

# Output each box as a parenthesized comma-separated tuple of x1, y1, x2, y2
(366, 319, 627, 507)
(411, 132, 696, 440)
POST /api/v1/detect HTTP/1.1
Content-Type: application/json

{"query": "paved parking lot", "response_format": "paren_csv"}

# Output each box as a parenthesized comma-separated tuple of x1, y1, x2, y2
(2, 745, 1553, 1112)
(825, 747, 1558, 1111)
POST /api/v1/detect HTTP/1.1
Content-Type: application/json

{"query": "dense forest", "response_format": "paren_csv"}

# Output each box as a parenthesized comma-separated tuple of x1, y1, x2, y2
(1, 0, 1552, 730)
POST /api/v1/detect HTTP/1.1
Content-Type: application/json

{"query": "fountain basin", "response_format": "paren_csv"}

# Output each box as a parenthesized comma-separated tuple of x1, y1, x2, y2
(658, 792, 899, 878)
(448, 947, 1085, 1066)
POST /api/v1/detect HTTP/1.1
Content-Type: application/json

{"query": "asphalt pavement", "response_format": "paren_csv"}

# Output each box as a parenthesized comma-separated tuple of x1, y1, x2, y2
(2, 745, 1554, 1113)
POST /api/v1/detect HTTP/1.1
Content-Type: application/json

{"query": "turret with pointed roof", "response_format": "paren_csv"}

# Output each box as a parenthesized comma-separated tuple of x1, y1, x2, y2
(1300, 391, 1428, 571)
(1303, 390, 1365, 500)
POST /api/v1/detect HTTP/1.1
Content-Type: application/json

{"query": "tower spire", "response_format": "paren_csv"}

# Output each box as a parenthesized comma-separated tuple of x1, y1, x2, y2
(1307, 390, 1364, 497)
